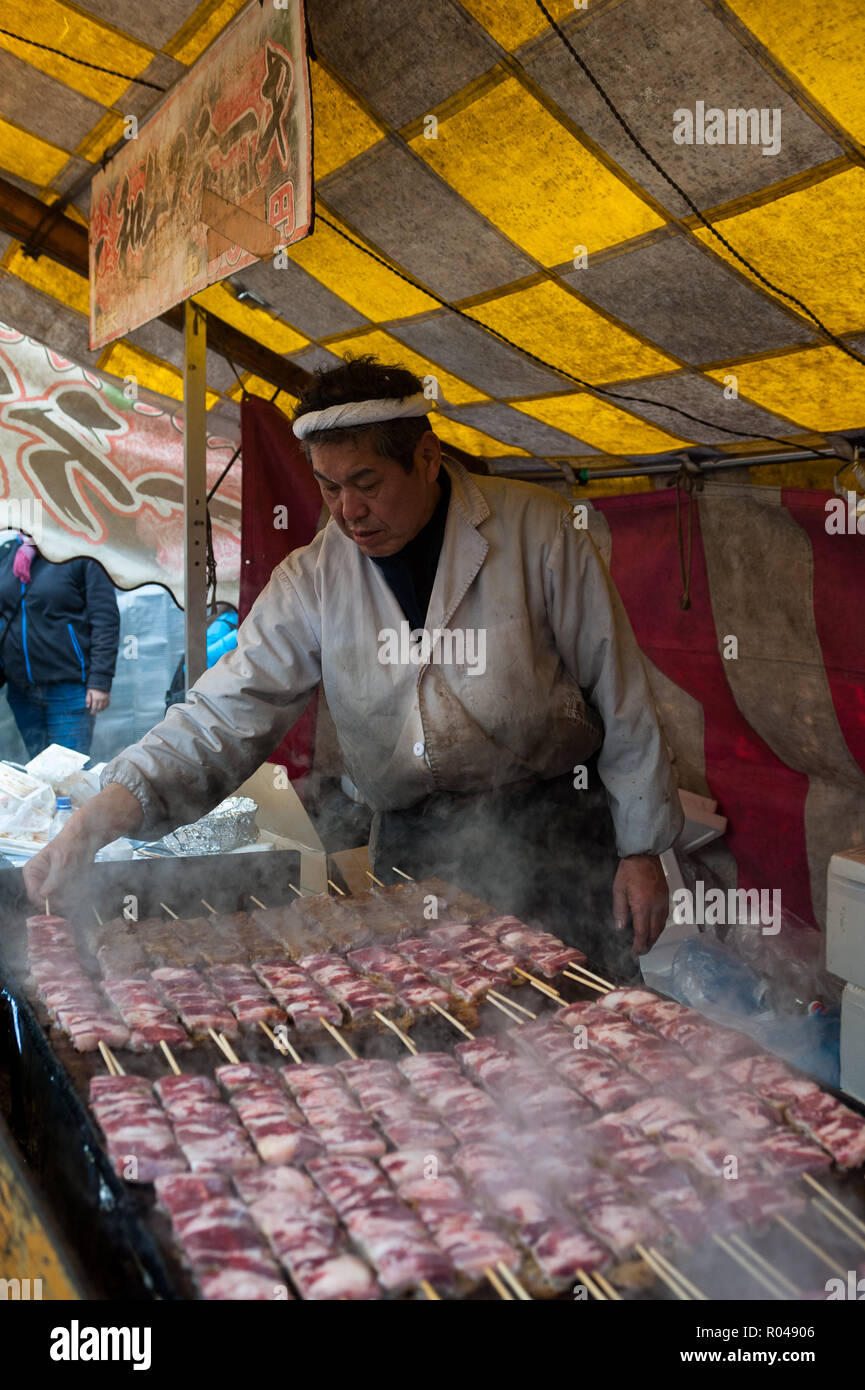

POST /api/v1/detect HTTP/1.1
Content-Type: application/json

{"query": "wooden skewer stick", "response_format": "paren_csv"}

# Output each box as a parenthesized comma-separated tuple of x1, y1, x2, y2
(92, 905, 103, 927)
(484, 993, 526, 1026)
(512, 966, 563, 1001)
(803, 1174, 865, 1240)
(593, 1271, 621, 1301)
(288, 883, 303, 897)
(484, 1266, 513, 1300)
(729, 1233, 801, 1297)
(774, 1212, 848, 1276)
(811, 1198, 865, 1251)
(97, 1039, 118, 1075)
(219, 1032, 240, 1065)
(258, 1019, 302, 1064)
(159, 901, 178, 919)
(497, 1261, 531, 1301)
(249, 895, 267, 910)
(258, 1019, 288, 1055)
(45, 898, 50, 916)
(712, 1234, 783, 1299)
(419, 1279, 440, 1301)
(372, 1010, 418, 1054)
(428, 999, 475, 1040)
(635, 1244, 690, 1301)
(208, 1027, 234, 1063)
(487, 989, 536, 1020)
(646, 1245, 707, 1302)
(566, 962, 615, 991)
(201, 899, 216, 915)
(365, 870, 386, 888)
(576, 1266, 607, 1301)
(561, 971, 608, 994)
(327, 879, 345, 896)
(319, 1016, 358, 1060)
(392, 866, 414, 880)
(160, 1040, 182, 1075)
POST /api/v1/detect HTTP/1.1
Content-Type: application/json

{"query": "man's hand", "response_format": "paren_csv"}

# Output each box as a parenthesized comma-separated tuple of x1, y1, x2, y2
(22, 783, 144, 908)
(24, 816, 103, 909)
(612, 853, 669, 957)
(86, 688, 110, 713)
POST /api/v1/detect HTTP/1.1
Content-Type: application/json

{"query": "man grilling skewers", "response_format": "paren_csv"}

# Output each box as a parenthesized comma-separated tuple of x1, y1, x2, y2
(23, 357, 683, 961)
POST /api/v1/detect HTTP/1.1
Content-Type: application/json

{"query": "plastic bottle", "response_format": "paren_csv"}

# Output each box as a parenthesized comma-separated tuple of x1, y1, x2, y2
(48, 795, 74, 840)
(670, 936, 767, 1016)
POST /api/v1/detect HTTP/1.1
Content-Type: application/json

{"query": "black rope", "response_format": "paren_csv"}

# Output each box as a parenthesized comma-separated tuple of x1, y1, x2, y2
(206, 444, 241, 504)
(531, 0, 865, 369)
(205, 505, 218, 613)
(669, 460, 705, 610)
(225, 356, 248, 395)
(0, 27, 167, 90)
(316, 214, 831, 463)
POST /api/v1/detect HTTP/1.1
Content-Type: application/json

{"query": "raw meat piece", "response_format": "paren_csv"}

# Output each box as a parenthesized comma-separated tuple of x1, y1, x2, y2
(151, 967, 238, 1037)
(206, 964, 285, 1025)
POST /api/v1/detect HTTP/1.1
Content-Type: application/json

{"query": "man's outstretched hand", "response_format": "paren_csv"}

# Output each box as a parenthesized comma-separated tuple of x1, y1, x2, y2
(612, 853, 670, 957)
(24, 817, 103, 908)
(22, 783, 144, 909)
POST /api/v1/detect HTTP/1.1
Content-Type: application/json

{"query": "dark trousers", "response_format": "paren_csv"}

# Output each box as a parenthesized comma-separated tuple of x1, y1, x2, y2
(371, 756, 638, 979)
(6, 680, 93, 759)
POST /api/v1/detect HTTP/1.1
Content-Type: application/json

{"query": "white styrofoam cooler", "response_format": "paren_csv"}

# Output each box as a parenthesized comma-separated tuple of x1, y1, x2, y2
(840, 982, 865, 1106)
(826, 844, 865, 990)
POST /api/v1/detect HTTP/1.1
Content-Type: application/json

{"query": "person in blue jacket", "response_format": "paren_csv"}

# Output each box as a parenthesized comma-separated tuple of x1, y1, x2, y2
(164, 602, 238, 711)
(0, 532, 120, 758)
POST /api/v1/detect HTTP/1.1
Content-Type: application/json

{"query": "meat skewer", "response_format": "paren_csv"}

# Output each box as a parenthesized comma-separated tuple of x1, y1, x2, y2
(216, 1063, 323, 1167)
(252, 959, 344, 1032)
(233, 1165, 381, 1300)
(155, 1172, 286, 1301)
(206, 963, 286, 1026)
(297, 952, 409, 1027)
(103, 977, 188, 1050)
(282, 1063, 387, 1158)
(27, 913, 131, 1053)
(307, 1152, 454, 1295)
(155, 1072, 258, 1174)
(150, 967, 239, 1039)
(89, 1073, 187, 1182)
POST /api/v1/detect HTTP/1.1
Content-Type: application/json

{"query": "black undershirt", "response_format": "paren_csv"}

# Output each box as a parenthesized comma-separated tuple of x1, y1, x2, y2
(370, 470, 451, 630)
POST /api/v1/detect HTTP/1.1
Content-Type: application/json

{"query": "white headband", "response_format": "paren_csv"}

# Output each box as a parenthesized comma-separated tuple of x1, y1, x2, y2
(292, 391, 431, 440)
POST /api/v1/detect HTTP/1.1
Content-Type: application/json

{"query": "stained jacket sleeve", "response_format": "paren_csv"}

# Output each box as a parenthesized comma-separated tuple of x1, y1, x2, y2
(100, 560, 322, 839)
(83, 560, 120, 690)
(544, 511, 683, 857)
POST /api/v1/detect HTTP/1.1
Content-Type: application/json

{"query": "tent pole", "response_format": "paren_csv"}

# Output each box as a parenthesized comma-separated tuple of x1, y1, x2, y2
(183, 302, 208, 689)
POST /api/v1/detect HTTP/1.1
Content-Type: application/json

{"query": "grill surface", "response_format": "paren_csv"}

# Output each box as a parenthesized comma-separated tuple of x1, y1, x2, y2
(2, 854, 864, 1302)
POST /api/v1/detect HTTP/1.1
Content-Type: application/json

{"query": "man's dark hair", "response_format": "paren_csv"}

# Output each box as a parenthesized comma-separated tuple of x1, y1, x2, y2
(293, 355, 432, 474)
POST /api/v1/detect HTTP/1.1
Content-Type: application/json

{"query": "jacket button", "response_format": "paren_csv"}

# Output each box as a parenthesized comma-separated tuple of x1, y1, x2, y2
(413, 741, 425, 757)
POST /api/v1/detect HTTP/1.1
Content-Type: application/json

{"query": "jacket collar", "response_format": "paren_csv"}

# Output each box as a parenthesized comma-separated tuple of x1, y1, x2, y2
(441, 454, 490, 528)
(428, 455, 489, 631)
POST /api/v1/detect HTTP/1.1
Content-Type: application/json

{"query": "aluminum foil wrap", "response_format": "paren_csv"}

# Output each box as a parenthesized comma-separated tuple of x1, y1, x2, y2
(163, 796, 260, 855)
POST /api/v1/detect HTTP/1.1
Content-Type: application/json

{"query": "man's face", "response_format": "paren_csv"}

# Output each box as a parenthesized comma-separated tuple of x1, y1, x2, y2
(310, 431, 441, 557)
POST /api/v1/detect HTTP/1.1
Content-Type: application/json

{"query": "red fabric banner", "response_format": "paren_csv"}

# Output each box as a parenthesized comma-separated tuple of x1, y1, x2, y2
(595, 491, 815, 926)
(240, 394, 322, 783)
